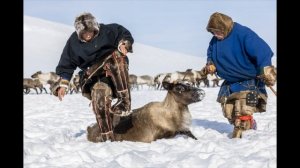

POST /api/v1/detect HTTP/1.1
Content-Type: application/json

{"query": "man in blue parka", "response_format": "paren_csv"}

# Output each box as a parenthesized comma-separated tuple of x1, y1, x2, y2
(203, 12, 276, 138)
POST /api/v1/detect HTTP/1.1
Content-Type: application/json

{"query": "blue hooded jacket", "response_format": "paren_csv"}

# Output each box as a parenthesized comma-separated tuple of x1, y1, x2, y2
(207, 22, 273, 98)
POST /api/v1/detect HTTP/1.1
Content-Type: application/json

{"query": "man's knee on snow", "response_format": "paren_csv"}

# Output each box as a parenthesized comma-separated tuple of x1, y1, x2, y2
(90, 82, 116, 141)
(87, 123, 103, 143)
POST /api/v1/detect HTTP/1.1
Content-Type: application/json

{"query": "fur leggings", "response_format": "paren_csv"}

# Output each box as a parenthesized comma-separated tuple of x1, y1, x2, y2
(91, 82, 115, 141)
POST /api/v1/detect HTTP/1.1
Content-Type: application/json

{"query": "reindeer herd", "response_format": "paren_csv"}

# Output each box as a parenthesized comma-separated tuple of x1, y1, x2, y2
(24, 69, 222, 143)
(130, 68, 222, 90)
(23, 71, 80, 95)
(24, 69, 222, 95)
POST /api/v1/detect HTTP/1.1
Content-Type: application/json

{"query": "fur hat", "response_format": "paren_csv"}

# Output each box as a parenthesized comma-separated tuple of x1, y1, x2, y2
(206, 12, 233, 38)
(74, 12, 100, 40)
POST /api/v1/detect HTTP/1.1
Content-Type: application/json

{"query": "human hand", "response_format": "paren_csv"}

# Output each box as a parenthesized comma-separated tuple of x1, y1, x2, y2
(258, 66, 276, 86)
(199, 63, 216, 76)
(51, 78, 69, 101)
(57, 87, 67, 101)
(206, 64, 216, 74)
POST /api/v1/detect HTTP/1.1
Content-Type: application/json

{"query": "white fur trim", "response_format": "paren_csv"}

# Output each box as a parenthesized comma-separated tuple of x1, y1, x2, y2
(118, 41, 125, 52)
(59, 84, 69, 89)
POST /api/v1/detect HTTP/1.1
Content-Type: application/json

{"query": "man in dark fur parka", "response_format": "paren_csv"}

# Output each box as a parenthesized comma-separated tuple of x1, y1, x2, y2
(203, 12, 276, 138)
(53, 12, 134, 141)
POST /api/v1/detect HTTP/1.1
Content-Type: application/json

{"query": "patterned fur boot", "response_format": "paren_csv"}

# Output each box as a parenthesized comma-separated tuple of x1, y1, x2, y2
(90, 82, 115, 141)
(232, 115, 256, 138)
(104, 51, 131, 115)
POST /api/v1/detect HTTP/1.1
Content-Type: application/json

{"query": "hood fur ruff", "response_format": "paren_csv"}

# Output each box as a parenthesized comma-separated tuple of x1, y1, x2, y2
(74, 12, 100, 41)
(206, 12, 233, 38)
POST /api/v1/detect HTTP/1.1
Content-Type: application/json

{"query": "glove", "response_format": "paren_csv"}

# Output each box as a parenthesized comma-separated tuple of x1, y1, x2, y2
(206, 64, 216, 74)
(51, 78, 69, 96)
(200, 62, 216, 76)
(258, 66, 277, 86)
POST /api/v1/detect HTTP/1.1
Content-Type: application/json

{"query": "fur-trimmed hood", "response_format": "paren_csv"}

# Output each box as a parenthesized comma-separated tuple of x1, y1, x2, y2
(206, 12, 233, 38)
(74, 12, 100, 41)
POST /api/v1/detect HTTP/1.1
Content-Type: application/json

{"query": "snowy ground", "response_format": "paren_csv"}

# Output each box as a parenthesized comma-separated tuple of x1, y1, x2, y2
(24, 86, 276, 168)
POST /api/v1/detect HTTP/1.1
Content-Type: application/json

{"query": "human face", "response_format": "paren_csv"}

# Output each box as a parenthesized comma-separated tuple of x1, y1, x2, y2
(211, 30, 224, 40)
(81, 31, 95, 42)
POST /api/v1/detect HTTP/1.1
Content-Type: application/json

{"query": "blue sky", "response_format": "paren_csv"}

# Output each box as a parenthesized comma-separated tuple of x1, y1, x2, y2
(24, 0, 276, 57)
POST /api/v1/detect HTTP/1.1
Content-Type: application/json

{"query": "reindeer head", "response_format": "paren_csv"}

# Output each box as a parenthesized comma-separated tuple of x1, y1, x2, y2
(31, 71, 42, 78)
(162, 81, 205, 105)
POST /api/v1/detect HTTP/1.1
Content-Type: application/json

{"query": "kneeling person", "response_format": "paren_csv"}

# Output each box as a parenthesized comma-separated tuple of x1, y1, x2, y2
(52, 12, 134, 141)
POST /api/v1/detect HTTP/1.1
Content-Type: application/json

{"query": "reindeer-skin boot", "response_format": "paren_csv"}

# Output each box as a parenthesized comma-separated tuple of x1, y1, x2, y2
(232, 115, 256, 138)
(104, 51, 131, 115)
(90, 82, 115, 142)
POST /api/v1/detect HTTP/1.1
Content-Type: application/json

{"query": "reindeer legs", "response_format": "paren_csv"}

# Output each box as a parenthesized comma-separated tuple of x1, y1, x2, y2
(176, 130, 198, 140)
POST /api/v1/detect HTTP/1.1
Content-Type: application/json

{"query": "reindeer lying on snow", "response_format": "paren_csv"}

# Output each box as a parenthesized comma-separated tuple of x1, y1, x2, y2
(87, 81, 205, 143)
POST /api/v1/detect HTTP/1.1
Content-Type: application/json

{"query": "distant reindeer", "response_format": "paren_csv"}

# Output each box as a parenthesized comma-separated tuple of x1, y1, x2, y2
(87, 81, 205, 143)
(194, 68, 210, 88)
(31, 71, 60, 84)
(154, 73, 167, 90)
(207, 73, 223, 87)
(129, 74, 138, 90)
(31, 71, 60, 93)
(212, 78, 223, 87)
(23, 78, 46, 94)
(198, 78, 210, 87)
(163, 69, 196, 87)
(68, 74, 80, 94)
(136, 75, 155, 90)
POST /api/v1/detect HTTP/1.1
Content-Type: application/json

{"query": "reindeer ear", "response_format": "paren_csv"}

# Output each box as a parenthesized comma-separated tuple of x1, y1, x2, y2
(162, 82, 174, 90)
